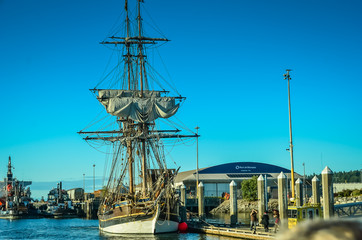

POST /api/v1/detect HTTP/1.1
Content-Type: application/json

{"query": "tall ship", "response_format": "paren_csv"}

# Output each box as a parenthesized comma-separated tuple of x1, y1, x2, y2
(0, 156, 35, 219)
(79, 0, 197, 234)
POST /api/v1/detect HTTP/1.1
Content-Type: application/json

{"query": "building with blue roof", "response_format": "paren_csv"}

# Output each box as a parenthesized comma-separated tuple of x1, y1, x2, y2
(175, 162, 300, 199)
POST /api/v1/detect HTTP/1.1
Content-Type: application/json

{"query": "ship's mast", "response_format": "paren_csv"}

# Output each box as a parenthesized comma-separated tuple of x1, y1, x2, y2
(137, 0, 148, 197)
(138, 0, 144, 97)
(284, 69, 295, 199)
(125, 0, 131, 89)
(6, 156, 13, 211)
(7, 156, 13, 182)
(125, 0, 134, 195)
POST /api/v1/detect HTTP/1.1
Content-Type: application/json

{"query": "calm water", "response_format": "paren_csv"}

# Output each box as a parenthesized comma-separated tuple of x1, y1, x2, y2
(0, 218, 237, 240)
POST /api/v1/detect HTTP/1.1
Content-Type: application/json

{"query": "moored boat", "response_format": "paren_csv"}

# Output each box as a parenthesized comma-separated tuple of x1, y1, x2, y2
(40, 182, 77, 218)
(0, 156, 37, 219)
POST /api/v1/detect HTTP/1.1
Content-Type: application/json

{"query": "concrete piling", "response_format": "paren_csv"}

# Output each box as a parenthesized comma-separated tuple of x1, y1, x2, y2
(180, 183, 187, 222)
(312, 176, 320, 204)
(322, 166, 334, 219)
(229, 180, 237, 226)
(180, 183, 186, 206)
(257, 175, 265, 222)
(295, 178, 303, 207)
(278, 172, 287, 228)
(198, 181, 205, 220)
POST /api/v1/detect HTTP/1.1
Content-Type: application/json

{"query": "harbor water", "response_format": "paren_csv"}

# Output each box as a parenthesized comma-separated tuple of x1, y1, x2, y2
(0, 218, 237, 240)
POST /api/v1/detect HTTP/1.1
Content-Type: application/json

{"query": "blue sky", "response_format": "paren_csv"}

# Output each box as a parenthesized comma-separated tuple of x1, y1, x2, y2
(1, 0, 361, 199)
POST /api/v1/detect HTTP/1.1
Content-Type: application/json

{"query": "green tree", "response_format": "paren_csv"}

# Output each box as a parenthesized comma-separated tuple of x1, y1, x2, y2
(307, 169, 361, 184)
(241, 175, 258, 201)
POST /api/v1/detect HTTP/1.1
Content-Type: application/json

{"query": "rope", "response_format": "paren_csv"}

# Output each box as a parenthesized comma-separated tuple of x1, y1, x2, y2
(142, 5, 168, 39)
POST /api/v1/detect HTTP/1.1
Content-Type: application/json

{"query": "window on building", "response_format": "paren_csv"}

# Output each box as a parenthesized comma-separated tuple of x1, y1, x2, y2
(217, 183, 230, 198)
(204, 183, 217, 197)
(288, 210, 298, 218)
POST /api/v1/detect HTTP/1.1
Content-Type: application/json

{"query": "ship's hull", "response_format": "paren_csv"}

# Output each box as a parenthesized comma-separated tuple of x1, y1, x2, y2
(0, 212, 21, 220)
(0, 210, 39, 220)
(43, 206, 78, 219)
(99, 204, 179, 234)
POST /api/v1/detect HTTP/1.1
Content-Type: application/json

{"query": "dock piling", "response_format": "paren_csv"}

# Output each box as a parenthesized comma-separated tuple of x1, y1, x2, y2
(257, 175, 265, 222)
(229, 180, 237, 226)
(278, 172, 287, 228)
(322, 166, 334, 219)
(295, 178, 303, 207)
(312, 175, 320, 204)
(181, 183, 186, 206)
(198, 181, 205, 220)
(180, 183, 187, 222)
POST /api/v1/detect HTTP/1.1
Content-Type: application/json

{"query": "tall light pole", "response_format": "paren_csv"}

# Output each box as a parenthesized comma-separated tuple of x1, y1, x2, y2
(303, 162, 306, 203)
(284, 69, 295, 199)
(93, 164, 95, 193)
(195, 126, 200, 196)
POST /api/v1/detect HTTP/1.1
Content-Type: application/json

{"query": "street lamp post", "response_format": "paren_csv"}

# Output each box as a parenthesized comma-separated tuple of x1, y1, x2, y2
(303, 162, 306, 203)
(93, 164, 95, 193)
(284, 69, 295, 199)
(83, 173, 85, 200)
(195, 126, 200, 196)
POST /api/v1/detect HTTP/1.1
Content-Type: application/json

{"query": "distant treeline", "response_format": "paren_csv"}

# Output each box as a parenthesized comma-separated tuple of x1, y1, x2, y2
(306, 169, 361, 183)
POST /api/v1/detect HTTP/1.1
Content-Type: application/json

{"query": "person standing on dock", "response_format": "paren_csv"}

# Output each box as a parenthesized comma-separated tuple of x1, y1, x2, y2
(250, 209, 258, 233)
(261, 211, 270, 232)
(273, 209, 280, 233)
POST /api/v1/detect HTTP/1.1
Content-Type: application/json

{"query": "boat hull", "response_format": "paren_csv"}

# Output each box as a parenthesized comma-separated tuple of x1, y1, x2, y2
(99, 204, 179, 234)
(0, 210, 39, 220)
(100, 219, 179, 234)
(0, 213, 21, 220)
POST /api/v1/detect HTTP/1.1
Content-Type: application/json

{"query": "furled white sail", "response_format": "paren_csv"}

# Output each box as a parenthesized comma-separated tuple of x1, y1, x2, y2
(97, 90, 180, 123)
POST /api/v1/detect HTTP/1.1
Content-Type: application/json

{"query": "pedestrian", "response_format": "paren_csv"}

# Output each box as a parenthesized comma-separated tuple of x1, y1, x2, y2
(250, 209, 258, 233)
(261, 211, 270, 232)
(273, 209, 280, 233)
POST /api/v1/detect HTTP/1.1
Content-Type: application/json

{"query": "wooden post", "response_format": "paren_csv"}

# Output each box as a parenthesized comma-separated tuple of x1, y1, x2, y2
(322, 166, 334, 219)
(257, 175, 265, 222)
(198, 182, 205, 220)
(295, 178, 303, 207)
(312, 176, 320, 204)
(278, 172, 288, 228)
(230, 180, 237, 226)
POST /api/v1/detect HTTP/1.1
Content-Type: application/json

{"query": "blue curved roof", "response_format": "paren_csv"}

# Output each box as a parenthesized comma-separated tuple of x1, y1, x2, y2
(198, 162, 290, 174)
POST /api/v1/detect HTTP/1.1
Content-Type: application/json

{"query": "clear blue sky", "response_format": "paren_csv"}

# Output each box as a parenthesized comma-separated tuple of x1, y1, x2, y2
(1, 0, 361, 199)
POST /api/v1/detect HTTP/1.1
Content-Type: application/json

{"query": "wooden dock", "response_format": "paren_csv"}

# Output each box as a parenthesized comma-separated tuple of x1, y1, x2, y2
(187, 222, 276, 239)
